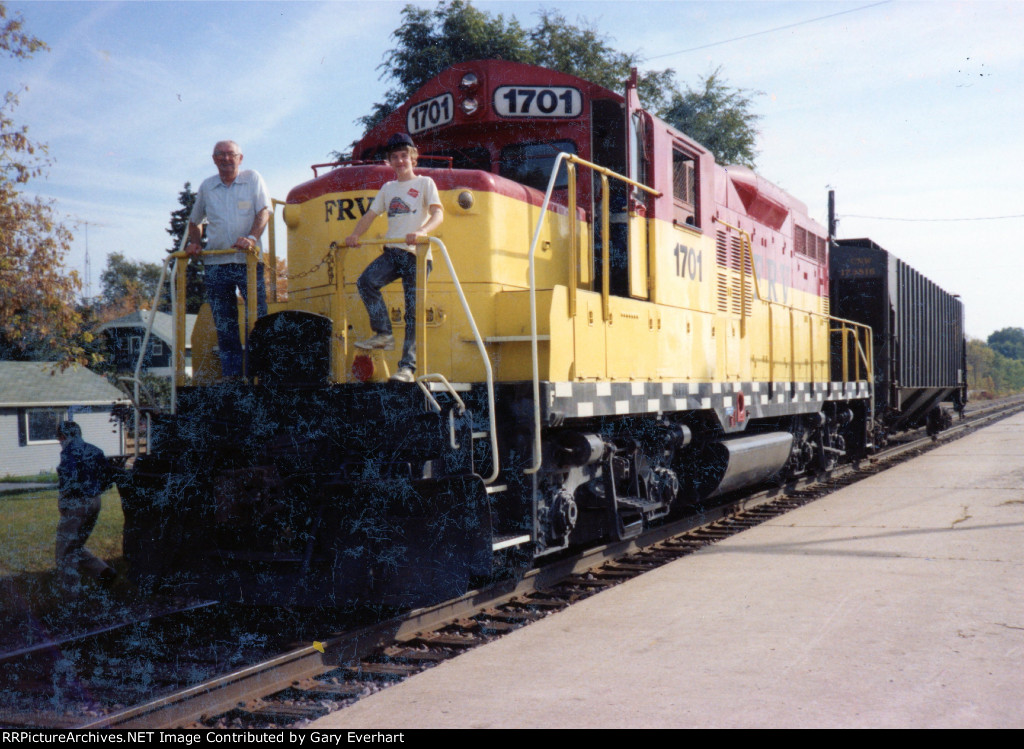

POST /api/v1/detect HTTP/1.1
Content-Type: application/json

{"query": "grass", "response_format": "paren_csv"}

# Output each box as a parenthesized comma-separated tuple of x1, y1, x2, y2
(0, 487, 133, 651)
(0, 488, 123, 576)
(0, 472, 58, 484)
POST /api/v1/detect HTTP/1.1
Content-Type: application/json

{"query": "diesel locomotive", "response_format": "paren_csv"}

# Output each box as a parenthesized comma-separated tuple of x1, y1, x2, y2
(118, 60, 966, 607)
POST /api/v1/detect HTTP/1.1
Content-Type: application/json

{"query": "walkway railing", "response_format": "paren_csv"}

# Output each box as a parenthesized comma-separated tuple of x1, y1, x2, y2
(713, 217, 875, 417)
(525, 152, 661, 475)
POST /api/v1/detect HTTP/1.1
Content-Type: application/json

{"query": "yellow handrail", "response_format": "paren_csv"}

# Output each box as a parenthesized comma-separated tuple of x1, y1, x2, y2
(336, 236, 501, 485)
(526, 152, 660, 475)
(167, 247, 262, 385)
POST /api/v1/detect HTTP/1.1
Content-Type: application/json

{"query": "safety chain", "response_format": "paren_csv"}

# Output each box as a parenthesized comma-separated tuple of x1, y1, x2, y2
(284, 244, 337, 284)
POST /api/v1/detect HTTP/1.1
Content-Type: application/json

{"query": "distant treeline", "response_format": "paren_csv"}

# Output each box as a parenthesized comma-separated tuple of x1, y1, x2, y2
(968, 327, 1024, 396)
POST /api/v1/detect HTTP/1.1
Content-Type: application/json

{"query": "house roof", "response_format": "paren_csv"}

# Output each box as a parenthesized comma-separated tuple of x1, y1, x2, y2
(0, 362, 130, 407)
(95, 310, 197, 349)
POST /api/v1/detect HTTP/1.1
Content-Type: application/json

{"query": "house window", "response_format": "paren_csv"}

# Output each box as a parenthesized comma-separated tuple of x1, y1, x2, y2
(129, 335, 141, 355)
(151, 339, 163, 356)
(672, 147, 698, 227)
(25, 408, 65, 444)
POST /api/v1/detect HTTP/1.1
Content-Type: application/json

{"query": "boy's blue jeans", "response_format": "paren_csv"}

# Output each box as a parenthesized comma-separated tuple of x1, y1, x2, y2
(206, 262, 267, 378)
(357, 247, 430, 372)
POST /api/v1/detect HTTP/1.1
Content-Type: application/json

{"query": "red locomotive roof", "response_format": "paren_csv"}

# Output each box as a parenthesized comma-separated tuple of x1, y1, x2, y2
(355, 59, 621, 157)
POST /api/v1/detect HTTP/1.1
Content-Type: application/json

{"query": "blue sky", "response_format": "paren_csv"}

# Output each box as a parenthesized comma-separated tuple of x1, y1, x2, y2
(5, 0, 1022, 339)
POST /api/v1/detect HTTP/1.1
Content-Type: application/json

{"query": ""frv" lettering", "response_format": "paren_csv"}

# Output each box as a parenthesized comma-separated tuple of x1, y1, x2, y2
(324, 197, 373, 221)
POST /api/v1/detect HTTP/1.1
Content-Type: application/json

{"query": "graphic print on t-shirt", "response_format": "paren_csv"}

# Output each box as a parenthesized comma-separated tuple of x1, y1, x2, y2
(388, 197, 414, 217)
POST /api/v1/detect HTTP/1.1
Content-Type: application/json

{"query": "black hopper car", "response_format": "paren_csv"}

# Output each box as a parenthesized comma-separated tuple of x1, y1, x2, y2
(830, 238, 967, 442)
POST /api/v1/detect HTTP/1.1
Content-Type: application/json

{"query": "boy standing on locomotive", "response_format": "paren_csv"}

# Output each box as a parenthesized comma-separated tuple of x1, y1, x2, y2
(345, 133, 443, 383)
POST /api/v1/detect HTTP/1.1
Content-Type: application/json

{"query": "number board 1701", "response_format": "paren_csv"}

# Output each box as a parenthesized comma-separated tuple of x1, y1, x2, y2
(493, 86, 582, 118)
(407, 93, 454, 135)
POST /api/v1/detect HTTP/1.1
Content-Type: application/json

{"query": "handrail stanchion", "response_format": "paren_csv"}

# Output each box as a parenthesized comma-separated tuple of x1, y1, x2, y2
(174, 255, 188, 387)
(417, 241, 428, 375)
(269, 198, 286, 303)
(600, 173, 611, 323)
(525, 152, 570, 475)
(843, 327, 851, 383)
(327, 242, 346, 380)
(566, 163, 577, 319)
(244, 252, 258, 377)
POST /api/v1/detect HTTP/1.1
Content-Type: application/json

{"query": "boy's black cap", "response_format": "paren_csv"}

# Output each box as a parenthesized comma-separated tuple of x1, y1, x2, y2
(385, 133, 416, 152)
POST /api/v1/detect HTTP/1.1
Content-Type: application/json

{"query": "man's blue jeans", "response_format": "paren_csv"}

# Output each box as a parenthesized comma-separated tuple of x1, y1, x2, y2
(357, 247, 430, 372)
(205, 262, 267, 378)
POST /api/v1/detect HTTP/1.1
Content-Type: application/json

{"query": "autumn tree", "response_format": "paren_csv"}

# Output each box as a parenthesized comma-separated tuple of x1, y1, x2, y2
(0, 4, 88, 363)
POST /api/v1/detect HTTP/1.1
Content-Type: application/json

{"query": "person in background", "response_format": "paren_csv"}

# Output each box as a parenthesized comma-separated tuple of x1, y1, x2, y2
(186, 139, 270, 378)
(55, 421, 115, 596)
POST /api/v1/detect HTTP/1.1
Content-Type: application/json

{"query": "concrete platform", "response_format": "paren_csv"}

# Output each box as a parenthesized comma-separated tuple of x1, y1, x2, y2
(310, 414, 1024, 728)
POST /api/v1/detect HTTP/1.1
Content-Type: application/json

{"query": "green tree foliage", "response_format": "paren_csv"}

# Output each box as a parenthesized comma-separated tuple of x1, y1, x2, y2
(360, 0, 532, 131)
(986, 327, 1024, 361)
(166, 181, 205, 313)
(355, 1, 759, 167)
(0, 4, 89, 364)
(527, 9, 677, 112)
(167, 181, 196, 252)
(98, 252, 167, 315)
(967, 337, 1024, 396)
(661, 67, 762, 167)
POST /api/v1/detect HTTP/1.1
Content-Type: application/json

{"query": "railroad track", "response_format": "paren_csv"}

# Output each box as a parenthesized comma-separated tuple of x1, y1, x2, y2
(7, 396, 1023, 729)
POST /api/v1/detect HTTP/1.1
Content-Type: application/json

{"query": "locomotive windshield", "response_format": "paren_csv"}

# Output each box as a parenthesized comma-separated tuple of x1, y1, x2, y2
(499, 140, 577, 191)
(420, 146, 491, 172)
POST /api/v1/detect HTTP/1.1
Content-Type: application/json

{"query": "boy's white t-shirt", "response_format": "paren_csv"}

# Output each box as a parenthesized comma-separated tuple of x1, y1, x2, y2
(369, 175, 442, 253)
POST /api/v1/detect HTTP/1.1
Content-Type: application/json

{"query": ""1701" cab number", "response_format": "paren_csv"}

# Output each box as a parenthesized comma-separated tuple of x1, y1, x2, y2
(493, 86, 582, 118)
(407, 93, 454, 135)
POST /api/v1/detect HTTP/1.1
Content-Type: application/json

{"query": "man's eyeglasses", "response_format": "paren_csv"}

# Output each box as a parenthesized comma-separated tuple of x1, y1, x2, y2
(214, 151, 241, 159)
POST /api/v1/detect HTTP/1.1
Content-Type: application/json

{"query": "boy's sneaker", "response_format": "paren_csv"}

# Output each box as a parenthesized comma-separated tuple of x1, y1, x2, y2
(390, 367, 415, 383)
(355, 333, 394, 350)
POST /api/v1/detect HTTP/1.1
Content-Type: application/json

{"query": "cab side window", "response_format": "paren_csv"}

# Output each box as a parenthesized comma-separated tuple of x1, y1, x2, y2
(672, 148, 698, 227)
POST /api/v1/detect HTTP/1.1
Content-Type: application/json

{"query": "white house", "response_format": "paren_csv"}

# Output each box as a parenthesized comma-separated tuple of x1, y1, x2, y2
(95, 310, 198, 379)
(0, 361, 130, 477)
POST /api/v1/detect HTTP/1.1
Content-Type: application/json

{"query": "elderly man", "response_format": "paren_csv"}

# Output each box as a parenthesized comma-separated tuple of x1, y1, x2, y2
(186, 140, 270, 378)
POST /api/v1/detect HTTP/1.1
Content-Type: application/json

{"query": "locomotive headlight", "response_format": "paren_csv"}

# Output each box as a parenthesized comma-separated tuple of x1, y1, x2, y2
(457, 190, 474, 210)
(459, 72, 479, 91)
(460, 97, 479, 115)
(351, 353, 374, 382)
